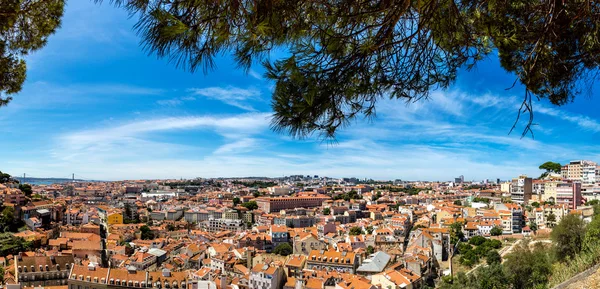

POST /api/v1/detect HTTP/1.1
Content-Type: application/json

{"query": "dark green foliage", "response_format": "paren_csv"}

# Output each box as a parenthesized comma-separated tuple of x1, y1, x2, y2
(140, 225, 154, 240)
(584, 214, 600, 251)
(0, 171, 13, 184)
(468, 236, 486, 246)
(551, 214, 586, 261)
(241, 201, 258, 210)
(18, 184, 32, 197)
(232, 181, 278, 188)
(0, 0, 65, 106)
(0, 206, 23, 233)
(587, 199, 600, 206)
(450, 222, 464, 244)
(485, 250, 501, 265)
(349, 226, 363, 236)
(453, 200, 462, 206)
(503, 242, 552, 289)
(366, 245, 374, 255)
(539, 161, 562, 178)
(458, 238, 502, 267)
(539, 162, 562, 173)
(333, 190, 361, 201)
(366, 225, 374, 235)
(322, 207, 330, 215)
(472, 197, 490, 203)
(460, 250, 479, 267)
(531, 202, 540, 208)
(529, 221, 538, 233)
(490, 226, 503, 236)
(233, 197, 240, 206)
(273, 243, 292, 256)
(0, 236, 34, 256)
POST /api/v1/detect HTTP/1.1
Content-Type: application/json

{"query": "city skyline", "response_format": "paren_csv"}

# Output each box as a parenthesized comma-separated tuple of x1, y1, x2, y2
(3, 1, 600, 180)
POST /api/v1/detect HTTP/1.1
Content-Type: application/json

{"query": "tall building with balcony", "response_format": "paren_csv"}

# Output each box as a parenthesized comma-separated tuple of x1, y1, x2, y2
(511, 175, 533, 204)
(562, 160, 598, 185)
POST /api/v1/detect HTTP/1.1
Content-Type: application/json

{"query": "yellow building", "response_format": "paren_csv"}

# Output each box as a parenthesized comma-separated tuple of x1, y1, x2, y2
(107, 211, 123, 225)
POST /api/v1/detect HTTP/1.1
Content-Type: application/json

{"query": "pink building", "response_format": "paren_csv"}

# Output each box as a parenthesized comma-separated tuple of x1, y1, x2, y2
(556, 182, 582, 210)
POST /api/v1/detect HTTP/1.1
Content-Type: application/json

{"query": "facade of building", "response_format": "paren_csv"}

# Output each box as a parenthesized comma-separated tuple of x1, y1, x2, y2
(511, 176, 533, 204)
(305, 250, 358, 273)
(107, 212, 123, 225)
(562, 160, 598, 185)
(68, 264, 187, 289)
(205, 218, 245, 233)
(15, 255, 74, 287)
(255, 196, 330, 213)
(556, 182, 583, 210)
(249, 264, 284, 289)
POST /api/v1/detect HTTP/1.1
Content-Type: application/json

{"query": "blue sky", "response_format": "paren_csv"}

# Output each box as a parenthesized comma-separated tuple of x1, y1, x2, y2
(2, 1, 600, 181)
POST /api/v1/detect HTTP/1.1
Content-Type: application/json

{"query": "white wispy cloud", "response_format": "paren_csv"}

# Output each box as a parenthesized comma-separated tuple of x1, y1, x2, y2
(213, 138, 262, 155)
(62, 113, 271, 144)
(248, 69, 263, 80)
(536, 104, 600, 133)
(190, 86, 261, 111)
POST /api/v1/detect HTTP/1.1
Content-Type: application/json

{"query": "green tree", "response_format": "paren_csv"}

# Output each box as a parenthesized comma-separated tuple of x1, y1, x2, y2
(0, 172, 13, 184)
(539, 161, 562, 174)
(140, 225, 154, 240)
(551, 214, 586, 261)
(547, 212, 557, 226)
(468, 236, 486, 246)
(366, 225, 374, 235)
(472, 264, 509, 289)
(93, 1, 600, 139)
(0, 207, 14, 232)
(587, 199, 600, 206)
(490, 226, 503, 236)
(584, 214, 600, 251)
(349, 226, 363, 236)
(453, 200, 462, 206)
(233, 197, 241, 206)
(366, 245, 374, 255)
(322, 207, 330, 215)
(503, 242, 552, 289)
(485, 250, 501, 265)
(18, 184, 32, 197)
(273, 243, 292, 256)
(241, 201, 258, 210)
(530, 201, 540, 208)
(450, 222, 464, 244)
(528, 221, 538, 235)
(0, 1, 65, 106)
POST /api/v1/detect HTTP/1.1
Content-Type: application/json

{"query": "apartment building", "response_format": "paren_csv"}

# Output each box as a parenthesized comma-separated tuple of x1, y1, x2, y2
(14, 255, 74, 287)
(511, 175, 533, 204)
(556, 182, 583, 210)
(205, 218, 245, 233)
(249, 264, 284, 289)
(68, 264, 187, 289)
(306, 250, 359, 273)
(255, 196, 330, 213)
(561, 160, 598, 184)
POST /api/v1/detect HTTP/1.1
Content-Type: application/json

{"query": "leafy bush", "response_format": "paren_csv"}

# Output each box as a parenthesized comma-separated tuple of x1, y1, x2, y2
(469, 236, 487, 246)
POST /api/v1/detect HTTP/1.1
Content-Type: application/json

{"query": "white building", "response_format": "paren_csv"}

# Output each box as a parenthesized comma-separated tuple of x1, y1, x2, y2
(249, 264, 284, 289)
